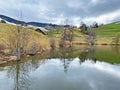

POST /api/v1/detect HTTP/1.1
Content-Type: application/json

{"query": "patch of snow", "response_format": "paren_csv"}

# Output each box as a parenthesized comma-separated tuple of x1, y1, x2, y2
(0, 18, 2, 21)
(27, 25, 36, 28)
(0, 18, 16, 25)
(27, 25, 49, 32)
(37, 27, 49, 32)
(6, 21, 16, 25)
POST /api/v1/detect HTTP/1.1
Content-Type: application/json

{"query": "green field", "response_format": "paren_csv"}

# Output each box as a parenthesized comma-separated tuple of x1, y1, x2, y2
(94, 22, 120, 36)
(48, 23, 120, 37)
(47, 23, 120, 45)
(48, 28, 84, 37)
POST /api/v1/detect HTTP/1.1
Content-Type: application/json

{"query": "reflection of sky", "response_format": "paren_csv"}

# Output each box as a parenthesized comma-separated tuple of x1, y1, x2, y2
(0, 58, 120, 90)
(0, 70, 14, 90)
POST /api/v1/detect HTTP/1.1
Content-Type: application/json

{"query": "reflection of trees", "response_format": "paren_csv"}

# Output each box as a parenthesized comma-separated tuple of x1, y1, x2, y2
(7, 61, 32, 90)
(7, 57, 46, 90)
(49, 49, 58, 59)
(111, 46, 120, 55)
(79, 51, 88, 63)
(79, 46, 96, 63)
(59, 47, 74, 73)
(30, 56, 41, 69)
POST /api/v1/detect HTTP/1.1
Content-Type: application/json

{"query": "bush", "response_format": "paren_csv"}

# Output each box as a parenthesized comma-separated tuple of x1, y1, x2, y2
(50, 38, 56, 49)
(84, 27, 96, 45)
(0, 44, 5, 51)
(59, 27, 74, 47)
(1, 19, 6, 23)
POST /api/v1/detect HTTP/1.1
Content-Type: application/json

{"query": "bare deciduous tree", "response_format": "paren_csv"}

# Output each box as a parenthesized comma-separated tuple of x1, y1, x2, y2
(111, 33, 120, 45)
(59, 26, 74, 47)
(85, 26, 96, 46)
(7, 24, 30, 60)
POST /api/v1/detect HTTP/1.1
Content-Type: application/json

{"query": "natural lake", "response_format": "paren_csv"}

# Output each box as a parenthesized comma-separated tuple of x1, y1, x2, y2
(0, 46, 120, 90)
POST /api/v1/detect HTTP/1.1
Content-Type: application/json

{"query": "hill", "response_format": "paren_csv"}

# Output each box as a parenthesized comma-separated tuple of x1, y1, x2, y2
(0, 15, 25, 24)
(0, 14, 58, 27)
(0, 17, 120, 49)
(94, 22, 120, 36)
(48, 22, 120, 37)
(0, 23, 50, 51)
(47, 22, 120, 45)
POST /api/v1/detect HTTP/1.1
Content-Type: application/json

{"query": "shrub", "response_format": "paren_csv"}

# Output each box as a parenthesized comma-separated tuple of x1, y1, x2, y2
(0, 44, 5, 51)
(1, 19, 6, 23)
(84, 27, 96, 45)
(59, 27, 74, 47)
(50, 38, 56, 49)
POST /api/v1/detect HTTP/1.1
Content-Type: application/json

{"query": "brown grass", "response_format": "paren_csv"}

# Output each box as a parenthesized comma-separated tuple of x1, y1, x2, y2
(0, 23, 50, 52)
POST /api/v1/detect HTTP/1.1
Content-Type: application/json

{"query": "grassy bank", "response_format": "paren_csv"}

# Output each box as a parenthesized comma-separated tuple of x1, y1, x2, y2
(0, 23, 50, 51)
(0, 45, 120, 66)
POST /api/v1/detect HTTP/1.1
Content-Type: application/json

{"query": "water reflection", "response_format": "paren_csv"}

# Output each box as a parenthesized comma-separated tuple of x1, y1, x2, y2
(111, 45, 120, 55)
(59, 47, 74, 73)
(79, 46, 97, 63)
(0, 46, 120, 90)
(6, 57, 47, 90)
(7, 61, 31, 90)
(4, 58, 120, 90)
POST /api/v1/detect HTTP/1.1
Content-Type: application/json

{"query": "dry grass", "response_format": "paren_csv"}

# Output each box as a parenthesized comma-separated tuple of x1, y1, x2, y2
(96, 37, 113, 45)
(0, 23, 50, 51)
(67, 36, 117, 45)
(49, 36, 117, 46)
(72, 37, 87, 45)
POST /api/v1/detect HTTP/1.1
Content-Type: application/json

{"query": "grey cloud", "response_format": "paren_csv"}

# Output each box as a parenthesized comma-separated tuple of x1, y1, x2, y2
(0, 0, 120, 25)
(89, 0, 120, 16)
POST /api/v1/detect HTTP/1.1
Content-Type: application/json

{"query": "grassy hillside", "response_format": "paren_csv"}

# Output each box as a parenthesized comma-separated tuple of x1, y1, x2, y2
(0, 22, 120, 50)
(94, 22, 120, 36)
(48, 23, 120, 37)
(48, 28, 84, 37)
(47, 23, 120, 45)
(0, 23, 50, 50)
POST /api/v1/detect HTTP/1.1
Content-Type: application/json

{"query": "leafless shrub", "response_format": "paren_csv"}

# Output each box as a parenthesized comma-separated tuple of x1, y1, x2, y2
(59, 27, 74, 47)
(6, 25, 30, 60)
(0, 44, 5, 51)
(50, 38, 56, 49)
(28, 42, 39, 55)
(85, 27, 96, 45)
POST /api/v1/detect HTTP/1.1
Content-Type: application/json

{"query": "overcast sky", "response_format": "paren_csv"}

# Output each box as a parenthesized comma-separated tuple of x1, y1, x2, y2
(0, 0, 120, 26)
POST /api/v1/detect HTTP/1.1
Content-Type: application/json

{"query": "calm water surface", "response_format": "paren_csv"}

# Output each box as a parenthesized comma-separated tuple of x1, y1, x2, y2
(0, 46, 120, 90)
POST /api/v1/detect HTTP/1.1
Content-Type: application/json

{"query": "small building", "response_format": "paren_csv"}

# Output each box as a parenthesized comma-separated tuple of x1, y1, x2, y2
(35, 28, 47, 35)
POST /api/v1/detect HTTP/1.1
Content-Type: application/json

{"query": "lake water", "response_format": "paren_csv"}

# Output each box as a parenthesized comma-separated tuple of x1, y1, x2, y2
(0, 46, 120, 90)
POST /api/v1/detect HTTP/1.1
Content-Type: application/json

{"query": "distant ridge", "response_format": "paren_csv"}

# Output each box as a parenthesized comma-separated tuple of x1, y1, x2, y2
(0, 15, 25, 24)
(0, 14, 58, 27)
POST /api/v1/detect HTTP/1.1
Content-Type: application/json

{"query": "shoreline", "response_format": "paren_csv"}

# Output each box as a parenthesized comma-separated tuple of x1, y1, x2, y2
(0, 44, 120, 65)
